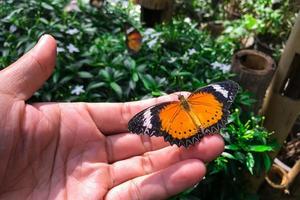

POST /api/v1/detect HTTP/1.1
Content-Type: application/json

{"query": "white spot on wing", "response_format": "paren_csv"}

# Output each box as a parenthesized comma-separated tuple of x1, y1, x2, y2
(143, 109, 153, 130)
(211, 84, 228, 98)
(126, 27, 135, 35)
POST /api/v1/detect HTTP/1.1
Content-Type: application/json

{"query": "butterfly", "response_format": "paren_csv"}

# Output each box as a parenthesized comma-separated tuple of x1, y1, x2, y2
(128, 80, 239, 148)
(90, 0, 104, 8)
(125, 24, 143, 54)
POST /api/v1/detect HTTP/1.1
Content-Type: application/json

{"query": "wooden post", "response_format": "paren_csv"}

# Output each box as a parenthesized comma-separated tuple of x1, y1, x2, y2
(261, 12, 300, 157)
(231, 49, 275, 113)
(136, 0, 173, 27)
(244, 12, 300, 193)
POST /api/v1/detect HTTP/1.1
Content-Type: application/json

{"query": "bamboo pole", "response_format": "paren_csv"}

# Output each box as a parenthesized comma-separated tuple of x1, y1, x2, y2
(246, 11, 300, 193)
(261, 11, 300, 157)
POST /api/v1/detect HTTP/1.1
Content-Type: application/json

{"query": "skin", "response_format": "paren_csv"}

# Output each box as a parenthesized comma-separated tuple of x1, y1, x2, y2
(0, 35, 224, 200)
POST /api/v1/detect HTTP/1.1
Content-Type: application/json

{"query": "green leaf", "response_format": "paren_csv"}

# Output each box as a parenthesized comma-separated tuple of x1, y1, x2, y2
(99, 70, 110, 81)
(225, 144, 239, 150)
(86, 82, 106, 91)
(151, 91, 162, 96)
(234, 152, 245, 161)
(246, 152, 255, 174)
(129, 80, 136, 90)
(41, 2, 54, 11)
(78, 71, 94, 79)
(111, 54, 124, 65)
(52, 72, 60, 83)
(132, 72, 139, 82)
(110, 82, 122, 97)
(2, 8, 22, 22)
(249, 145, 273, 152)
(59, 76, 73, 84)
(39, 17, 49, 24)
(124, 57, 136, 69)
(221, 152, 236, 160)
(244, 14, 257, 30)
(140, 74, 155, 90)
(263, 153, 272, 172)
(177, 71, 192, 76)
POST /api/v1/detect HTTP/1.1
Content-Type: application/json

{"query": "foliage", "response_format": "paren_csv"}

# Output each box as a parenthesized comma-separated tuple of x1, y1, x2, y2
(0, 0, 136, 101)
(0, 1, 276, 200)
(0, 0, 238, 102)
(175, 0, 297, 60)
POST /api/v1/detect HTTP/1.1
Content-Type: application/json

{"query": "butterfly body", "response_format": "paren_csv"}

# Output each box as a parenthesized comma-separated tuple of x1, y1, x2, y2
(125, 25, 143, 54)
(128, 80, 239, 148)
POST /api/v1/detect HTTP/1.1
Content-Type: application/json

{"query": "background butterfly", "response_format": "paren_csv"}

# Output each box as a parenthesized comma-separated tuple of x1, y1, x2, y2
(128, 80, 239, 148)
(90, 0, 104, 8)
(125, 24, 143, 54)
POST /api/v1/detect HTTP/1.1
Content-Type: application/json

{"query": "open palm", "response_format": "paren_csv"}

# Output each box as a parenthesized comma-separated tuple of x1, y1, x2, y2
(0, 35, 224, 200)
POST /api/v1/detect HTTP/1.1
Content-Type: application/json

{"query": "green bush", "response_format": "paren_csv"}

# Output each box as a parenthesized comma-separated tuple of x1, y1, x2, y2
(0, 1, 275, 199)
(175, 0, 296, 60)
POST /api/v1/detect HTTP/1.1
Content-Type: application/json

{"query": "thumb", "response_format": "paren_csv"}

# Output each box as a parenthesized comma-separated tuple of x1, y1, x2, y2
(0, 34, 57, 101)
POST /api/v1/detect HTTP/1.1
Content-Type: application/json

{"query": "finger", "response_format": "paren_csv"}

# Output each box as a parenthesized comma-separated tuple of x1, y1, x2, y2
(106, 132, 223, 163)
(106, 133, 169, 163)
(0, 34, 57, 100)
(86, 92, 190, 135)
(109, 135, 223, 186)
(106, 159, 206, 200)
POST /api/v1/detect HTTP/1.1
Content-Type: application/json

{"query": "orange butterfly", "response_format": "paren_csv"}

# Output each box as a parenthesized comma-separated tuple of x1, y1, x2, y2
(125, 24, 143, 54)
(128, 80, 239, 148)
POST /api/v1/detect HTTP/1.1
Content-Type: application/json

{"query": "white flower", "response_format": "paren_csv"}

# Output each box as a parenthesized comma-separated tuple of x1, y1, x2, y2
(66, 28, 79, 35)
(121, 1, 129, 8)
(147, 38, 158, 49)
(71, 85, 85, 95)
(211, 61, 222, 68)
(211, 61, 231, 73)
(9, 25, 17, 33)
(129, 4, 141, 17)
(67, 43, 79, 53)
(168, 57, 177, 63)
(184, 17, 192, 24)
(181, 53, 189, 62)
(142, 28, 163, 49)
(144, 28, 156, 36)
(143, 28, 162, 41)
(57, 47, 65, 53)
(187, 48, 197, 56)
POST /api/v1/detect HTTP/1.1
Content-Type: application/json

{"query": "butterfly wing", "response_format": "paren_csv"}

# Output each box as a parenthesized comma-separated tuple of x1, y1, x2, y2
(125, 26, 142, 54)
(158, 103, 200, 147)
(128, 101, 200, 147)
(128, 102, 177, 138)
(187, 80, 239, 134)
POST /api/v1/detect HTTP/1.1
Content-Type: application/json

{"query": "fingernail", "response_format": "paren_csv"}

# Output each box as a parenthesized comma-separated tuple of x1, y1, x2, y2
(38, 34, 48, 43)
(31, 34, 56, 55)
(35, 34, 51, 50)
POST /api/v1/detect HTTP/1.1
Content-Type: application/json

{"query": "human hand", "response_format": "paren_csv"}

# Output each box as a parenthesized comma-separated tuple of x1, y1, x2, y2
(0, 35, 224, 200)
